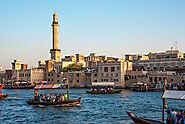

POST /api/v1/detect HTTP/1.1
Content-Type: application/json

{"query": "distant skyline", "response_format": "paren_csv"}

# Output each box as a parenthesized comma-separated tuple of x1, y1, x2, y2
(1, 0, 185, 69)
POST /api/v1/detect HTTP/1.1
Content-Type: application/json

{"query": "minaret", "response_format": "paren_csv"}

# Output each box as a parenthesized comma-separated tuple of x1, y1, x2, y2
(50, 12, 61, 62)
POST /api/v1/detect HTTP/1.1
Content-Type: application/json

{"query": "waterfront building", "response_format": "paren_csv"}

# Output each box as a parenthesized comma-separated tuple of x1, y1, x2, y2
(12, 68, 44, 83)
(148, 50, 184, 60)
(0, 70, 13, 83)
(97, 60, 132, 87)
(63, 72, 87, 87)
(45, 71, 63, 83)
(137, 58, 185, 71)
(125, 54, 149, 61)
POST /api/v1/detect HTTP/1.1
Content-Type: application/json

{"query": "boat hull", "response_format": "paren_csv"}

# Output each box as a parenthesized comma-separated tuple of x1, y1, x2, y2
(127, 112, 165, 124)
(26, 97, 81, 106)
(86, 89, 122, 94)
(0, 94, 8, 100)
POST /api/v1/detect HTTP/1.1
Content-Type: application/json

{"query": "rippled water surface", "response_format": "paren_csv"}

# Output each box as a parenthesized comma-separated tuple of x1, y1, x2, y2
(1, 89, 185, 124)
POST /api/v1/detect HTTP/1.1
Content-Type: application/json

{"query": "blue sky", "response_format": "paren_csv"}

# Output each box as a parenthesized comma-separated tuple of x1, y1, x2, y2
(0, 0, 185, 69)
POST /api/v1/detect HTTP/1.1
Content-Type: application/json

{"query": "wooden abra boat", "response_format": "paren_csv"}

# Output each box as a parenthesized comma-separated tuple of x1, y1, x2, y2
(126, 112, 164, 124)
(86, 89, 122, 94)
(0, 94, 8, 100)
(26, 97, 81, 106)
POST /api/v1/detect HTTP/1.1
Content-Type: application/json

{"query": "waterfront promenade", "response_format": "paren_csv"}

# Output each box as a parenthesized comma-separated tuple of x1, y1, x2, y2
(1, 89, 179, 124)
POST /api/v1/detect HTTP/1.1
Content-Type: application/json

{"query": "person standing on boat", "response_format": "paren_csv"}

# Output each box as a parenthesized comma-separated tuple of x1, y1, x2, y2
(34, 89, 39, 101)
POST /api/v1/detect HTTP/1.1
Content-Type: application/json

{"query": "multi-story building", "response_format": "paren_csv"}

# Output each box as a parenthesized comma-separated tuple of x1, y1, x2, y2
(148, 50, 184, 60)
(12, 68, 44, 83)
(45, 71, 63, 83)
(97, 60, 132, 87)
(125, 54, 149, 61)
(137, 58, 185, 71)
(0, 69, 14, 83)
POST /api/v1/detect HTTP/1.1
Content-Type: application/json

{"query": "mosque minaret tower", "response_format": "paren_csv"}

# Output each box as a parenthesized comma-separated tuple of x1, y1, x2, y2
(50, 12, 61, 62)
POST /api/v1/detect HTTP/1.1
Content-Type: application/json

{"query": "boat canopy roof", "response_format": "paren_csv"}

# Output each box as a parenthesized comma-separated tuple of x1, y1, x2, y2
(34, 84, 64, 89)
(92, 82, 115, 86)
(162, 90, 185, 100)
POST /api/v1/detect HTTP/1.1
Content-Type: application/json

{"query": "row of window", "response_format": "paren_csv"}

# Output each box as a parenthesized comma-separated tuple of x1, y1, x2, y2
(101, 79, 119, 82)
(48, 74, 60, 77)
(126, 74, 147, 80)
(47, 79, 60, 82)
(99, 66, 120, 72)
(101, 73, 119, 76)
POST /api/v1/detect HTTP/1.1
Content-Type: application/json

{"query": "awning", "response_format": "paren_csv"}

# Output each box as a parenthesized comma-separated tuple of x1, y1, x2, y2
(92, 82, 115, 86)
(162, 90, 185, 100)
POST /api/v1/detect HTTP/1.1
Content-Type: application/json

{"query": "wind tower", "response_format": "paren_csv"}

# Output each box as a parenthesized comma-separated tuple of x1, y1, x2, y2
(50, 12, 61, 62)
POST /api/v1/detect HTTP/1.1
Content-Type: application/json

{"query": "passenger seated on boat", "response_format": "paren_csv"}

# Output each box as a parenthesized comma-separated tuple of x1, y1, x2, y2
(50, 94, 56, 102)
(40, 94, 46, 102)
(172, 109, 177, 124)
(64, 93, 68, 100)
(55, 95, 60, 102)
(61, 94, 65, 101)
(182, 111, 185, 124)
(176, 111, 183, 124)
(167, 110, 173, 124)
(45, 94, 51, 102)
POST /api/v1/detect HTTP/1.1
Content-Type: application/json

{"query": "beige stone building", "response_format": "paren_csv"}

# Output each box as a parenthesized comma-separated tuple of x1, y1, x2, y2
(44, 71, 63, 83)
(96, 60, 132, 87)
(148, 50, 184, 60)
(11, 68, 44, 82)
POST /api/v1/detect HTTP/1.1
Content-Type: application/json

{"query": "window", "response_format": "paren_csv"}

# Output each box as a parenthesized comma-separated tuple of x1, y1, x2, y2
(154, 77, 157, 82)
(94, 74, 97, 77)
(150, 77, 153, 82)
(104, 67, 108, 72)
(76, 74, 79, 77)
(57, 75, 60, 77)
(117, 67, 120, 70)
(100, 67, 102, 71)
(48, 74, 50, 76)
(159, 77, 162, 81)
(77, 80, 79, 82)
(57, 80, 59, 83)
(111, 67, 115, 72)
(171, 79, 174, 82)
